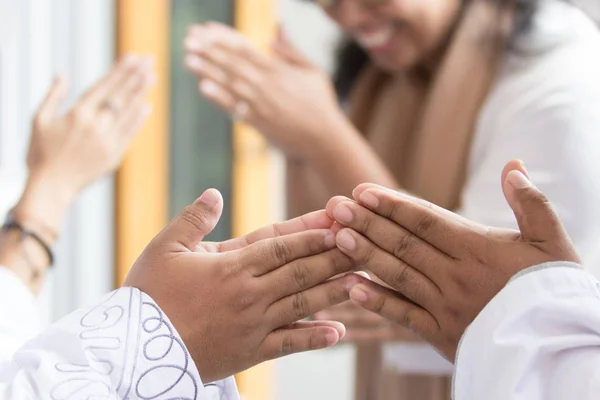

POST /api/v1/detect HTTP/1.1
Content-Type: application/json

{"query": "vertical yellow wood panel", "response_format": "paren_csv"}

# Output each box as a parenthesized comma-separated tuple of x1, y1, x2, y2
(115, 0, 170, 287)
(234, 0, 276, 399)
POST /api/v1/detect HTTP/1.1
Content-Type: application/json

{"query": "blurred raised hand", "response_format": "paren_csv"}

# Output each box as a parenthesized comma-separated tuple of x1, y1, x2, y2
(184, 23, 345, 160)
(18, 54, 155, 233)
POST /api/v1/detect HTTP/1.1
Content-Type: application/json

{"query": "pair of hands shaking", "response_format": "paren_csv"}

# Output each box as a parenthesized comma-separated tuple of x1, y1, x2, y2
(124, 159, 580, 383)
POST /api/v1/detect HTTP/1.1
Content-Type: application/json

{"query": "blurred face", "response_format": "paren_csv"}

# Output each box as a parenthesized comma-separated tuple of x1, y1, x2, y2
(317, 0, 462, 71)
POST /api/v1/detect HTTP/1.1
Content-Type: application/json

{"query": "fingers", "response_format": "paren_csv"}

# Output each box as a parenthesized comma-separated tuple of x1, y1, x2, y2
(351, 187, 481, 258)
(503, 166, 571, 245)
(258, 324, 340, 362)
(263, 249, 356, 302)
(185, 23, 271, 71)
(198, 80, 237, 114)
(331, 199, 452, 273)
(35, 75, 69, 123)
(108, 58, 154, 113)
(282, 320, 347, 339)
(160, 189, 224, 250)
(314, 302, 386, 329)
(347, 280, 439, 341)
(215, 210, 334, 252)
(335, 228, 442, 308)
(267, 275, 352, 328)
(272, 26, 312, 67)
(114, 94, 152, 146)
(240, 229, 336, 276)
(80, 54, 152, 109)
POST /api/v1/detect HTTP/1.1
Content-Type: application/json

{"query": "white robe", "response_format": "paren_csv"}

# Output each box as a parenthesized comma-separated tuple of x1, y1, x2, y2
(0, 267, 239, 400)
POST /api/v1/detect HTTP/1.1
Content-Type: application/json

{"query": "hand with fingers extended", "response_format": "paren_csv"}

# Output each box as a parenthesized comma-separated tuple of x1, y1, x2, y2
(327, 160, 580, 361)
(125, 189, 359, 383)
(183, 22, 344, 160)
(19, 54, 155, 233)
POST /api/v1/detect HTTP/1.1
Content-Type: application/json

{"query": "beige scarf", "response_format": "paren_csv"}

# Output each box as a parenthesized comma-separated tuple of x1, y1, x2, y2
(349, 2, 513, 399)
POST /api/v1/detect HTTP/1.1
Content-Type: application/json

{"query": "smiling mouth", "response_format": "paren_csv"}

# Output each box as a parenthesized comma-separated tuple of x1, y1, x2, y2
(355, 25, 395, 51)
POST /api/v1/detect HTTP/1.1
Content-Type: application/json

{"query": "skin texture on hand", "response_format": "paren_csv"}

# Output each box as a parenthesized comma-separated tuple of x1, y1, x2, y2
(125, 189, 360, 383)
(183, 22, 345, 160)
(328, 160, 581, 361)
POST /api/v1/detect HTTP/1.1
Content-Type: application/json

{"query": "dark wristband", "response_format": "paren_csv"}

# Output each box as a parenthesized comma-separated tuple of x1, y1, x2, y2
(2, 221, 55, 266)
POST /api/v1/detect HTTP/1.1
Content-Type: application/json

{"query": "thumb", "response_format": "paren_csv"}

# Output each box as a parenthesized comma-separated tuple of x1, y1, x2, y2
(272, 25, 312, 67)
(502, 162, 565, 243)
(36, 75, 69, 123)
(161, 189, 224, 250)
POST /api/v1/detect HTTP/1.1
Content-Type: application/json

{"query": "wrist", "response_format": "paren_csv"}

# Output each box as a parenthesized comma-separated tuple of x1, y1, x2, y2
(14, 173, 76, 243)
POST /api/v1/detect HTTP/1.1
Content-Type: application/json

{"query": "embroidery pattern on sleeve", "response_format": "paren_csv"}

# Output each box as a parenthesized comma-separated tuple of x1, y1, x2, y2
(50, 288, 201, 399)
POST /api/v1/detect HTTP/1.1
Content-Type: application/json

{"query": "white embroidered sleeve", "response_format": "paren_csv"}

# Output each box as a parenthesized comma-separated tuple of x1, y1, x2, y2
(0, 287, 240, 400)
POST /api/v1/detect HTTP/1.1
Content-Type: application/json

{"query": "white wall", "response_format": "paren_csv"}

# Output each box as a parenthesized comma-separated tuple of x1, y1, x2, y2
(274, 2, 355, 400)
(0, 0, 116, 324)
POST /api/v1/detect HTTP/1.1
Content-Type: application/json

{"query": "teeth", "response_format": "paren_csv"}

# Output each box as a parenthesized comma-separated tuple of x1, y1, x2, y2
(356, 26, 394, 49)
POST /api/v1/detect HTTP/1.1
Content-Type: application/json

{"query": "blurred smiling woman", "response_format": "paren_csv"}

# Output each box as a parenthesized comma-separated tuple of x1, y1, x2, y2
(184, 0, 600, 398)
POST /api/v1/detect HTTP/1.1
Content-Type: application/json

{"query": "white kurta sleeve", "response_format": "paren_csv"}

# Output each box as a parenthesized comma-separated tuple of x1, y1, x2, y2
(0, 267, 41, 363)
(0, 287, 240, 400)
(454, 262, 600, 400)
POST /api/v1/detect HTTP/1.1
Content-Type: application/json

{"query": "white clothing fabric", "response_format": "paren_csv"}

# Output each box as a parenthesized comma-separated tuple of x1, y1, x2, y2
(0, 280, 239, 400)
(386, 0, 600, 374)
(462, 0, 600, 270)
(0, 268, 40, 362)
(454, 261, 600, 400)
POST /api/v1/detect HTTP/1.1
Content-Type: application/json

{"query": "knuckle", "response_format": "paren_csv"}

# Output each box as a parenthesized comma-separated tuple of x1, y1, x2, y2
(272, 239, 293, 265)
(291, 293, 309, 320)
(390, 264, 410, 290)
(279, 333, 294, 357)
(371, 292, 386, 314)
(392, 233, 414, 260)
(359, 212, 372, 234)
(180, 205, 211, 232)
(402, 309, 414, 331)
(291, 260, 312, 289)
(414, 214, 436, 238)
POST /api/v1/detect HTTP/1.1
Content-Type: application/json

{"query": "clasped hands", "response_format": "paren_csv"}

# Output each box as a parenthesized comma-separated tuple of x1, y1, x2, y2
(125, 159, 580, 383)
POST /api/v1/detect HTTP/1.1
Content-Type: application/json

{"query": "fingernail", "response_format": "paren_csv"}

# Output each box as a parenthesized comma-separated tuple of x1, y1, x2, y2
(359, 191, 379, 209)
(324, 231, 335, 248)
(507, 170, 532, 189)
(349, 287, 368, 303)
(326, 330, 339, 346)
(336, 230, 357, 251)
(200, 80, 217, 95)
(184, 37, 203, 52)
(185, 55, 203, 70)
(517, 159, 529, 176)
(333, 204, 353, 224)
(199, 189, 220, 206)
